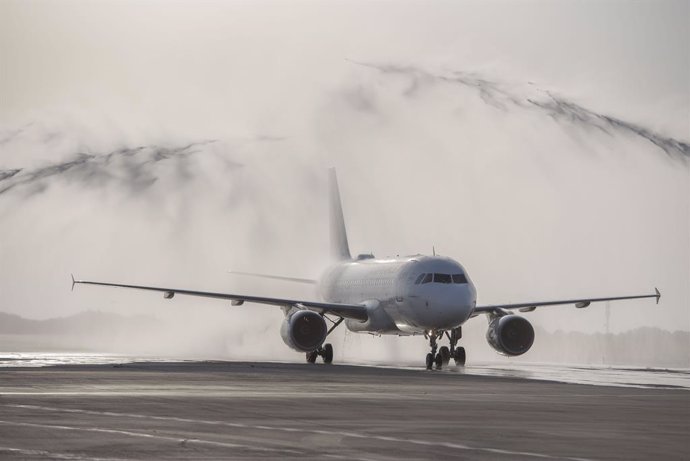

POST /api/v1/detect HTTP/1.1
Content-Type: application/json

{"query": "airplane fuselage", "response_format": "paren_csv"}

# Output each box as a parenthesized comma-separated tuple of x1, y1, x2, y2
(318, 255, 477, 335)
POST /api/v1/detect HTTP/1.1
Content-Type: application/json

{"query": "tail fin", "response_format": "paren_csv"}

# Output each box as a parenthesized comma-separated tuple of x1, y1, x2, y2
(329, 168, 352, 260)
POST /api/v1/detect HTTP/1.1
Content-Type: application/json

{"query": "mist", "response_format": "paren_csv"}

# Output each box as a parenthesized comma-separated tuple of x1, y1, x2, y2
(1, 0, 688, 367)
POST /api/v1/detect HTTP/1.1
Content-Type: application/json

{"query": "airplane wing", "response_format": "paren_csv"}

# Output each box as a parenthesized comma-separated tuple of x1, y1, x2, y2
(71, 276, 368, 321)
(473, 288, 660, 315)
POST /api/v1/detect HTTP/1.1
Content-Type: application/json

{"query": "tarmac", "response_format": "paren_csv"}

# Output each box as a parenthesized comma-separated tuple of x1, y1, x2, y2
(0, 361, 687, 460)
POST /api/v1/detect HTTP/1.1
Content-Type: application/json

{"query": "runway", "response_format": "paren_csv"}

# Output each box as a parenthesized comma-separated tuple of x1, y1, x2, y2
(0, 361, 687, 460)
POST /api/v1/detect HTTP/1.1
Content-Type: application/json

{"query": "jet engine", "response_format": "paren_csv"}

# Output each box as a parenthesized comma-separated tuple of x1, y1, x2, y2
(486, 315, 535, 356)
(280, 310, 327, 352)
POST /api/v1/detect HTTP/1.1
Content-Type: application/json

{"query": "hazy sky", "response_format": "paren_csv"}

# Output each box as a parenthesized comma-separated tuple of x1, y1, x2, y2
(0, 0, 688, 362)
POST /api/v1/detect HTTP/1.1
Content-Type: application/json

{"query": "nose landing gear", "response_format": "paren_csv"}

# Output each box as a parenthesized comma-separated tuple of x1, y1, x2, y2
(425, 335, 438, 370)
(448, 327, 466, 366)
(438, 346, 451, 367)
(425, 327, 466, 370)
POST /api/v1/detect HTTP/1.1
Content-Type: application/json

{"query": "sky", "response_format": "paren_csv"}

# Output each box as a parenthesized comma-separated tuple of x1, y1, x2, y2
(0, 0, 688, 364)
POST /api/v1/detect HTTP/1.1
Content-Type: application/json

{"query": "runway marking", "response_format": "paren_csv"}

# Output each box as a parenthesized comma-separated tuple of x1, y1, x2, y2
(324, 454, 380, 461)
(0, 447, 130, 461)
(0, 390, 675, 400)
(4, 404, 596, 460)
(0, 420, 303, 456)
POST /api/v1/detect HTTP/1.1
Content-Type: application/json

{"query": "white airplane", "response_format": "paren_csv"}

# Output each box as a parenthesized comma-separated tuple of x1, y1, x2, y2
(73, 169, 660, 369)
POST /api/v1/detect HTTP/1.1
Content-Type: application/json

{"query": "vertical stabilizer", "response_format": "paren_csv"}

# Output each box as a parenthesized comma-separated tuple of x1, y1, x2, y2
(329, 168, 352, 260)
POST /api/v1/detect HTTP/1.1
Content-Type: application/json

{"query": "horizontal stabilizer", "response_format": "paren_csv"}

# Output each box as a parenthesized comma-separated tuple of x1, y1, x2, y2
(228, 271, 317, 285)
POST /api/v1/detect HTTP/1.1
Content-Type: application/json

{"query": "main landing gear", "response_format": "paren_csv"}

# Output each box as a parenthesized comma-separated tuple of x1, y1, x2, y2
(425, 327, 466, 370)
(305, 315, 342, 365)
(306, 343, 333, 364)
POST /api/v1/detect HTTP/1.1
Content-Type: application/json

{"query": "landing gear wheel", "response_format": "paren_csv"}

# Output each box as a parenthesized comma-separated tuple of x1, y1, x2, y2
(322, 343, 333, 364)
(434, 353, 443, 370)
(439, 346, 451, 366)
(426, 334, 439, 370)
(306, 351, 318, 364)
(453, 346, 466, 366)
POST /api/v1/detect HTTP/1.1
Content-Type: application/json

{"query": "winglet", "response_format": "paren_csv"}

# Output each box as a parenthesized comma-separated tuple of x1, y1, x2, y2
(71, 273, 76, 292)
(655, 287, 661, 304)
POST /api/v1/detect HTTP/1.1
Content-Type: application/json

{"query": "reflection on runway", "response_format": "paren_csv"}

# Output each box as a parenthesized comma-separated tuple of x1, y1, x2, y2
(0, 352, 182, 368)
(2, 352, 688, 389)
(452, 362, 690, 389)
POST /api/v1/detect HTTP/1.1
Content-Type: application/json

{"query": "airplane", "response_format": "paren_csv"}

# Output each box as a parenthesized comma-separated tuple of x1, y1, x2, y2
(73, 169, 661, 369)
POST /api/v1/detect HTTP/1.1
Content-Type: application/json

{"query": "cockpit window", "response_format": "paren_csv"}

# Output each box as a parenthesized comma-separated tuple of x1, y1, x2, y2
(452, 273, 467, 284)
(433, 273, 452, 284)
(417, 273, 466, 284)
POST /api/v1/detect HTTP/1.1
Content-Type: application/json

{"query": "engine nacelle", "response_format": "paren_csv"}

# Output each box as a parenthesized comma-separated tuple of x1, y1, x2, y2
(280, 310, 327, 352)
(486, 315, 535, 356)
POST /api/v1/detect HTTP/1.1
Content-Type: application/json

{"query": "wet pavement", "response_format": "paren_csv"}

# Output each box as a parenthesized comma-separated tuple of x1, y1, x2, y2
(0, 361, 687, 460)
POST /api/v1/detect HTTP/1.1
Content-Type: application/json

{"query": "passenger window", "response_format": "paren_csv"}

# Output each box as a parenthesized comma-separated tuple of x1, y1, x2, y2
(434, 273, 452, 284)
(452, 274, 467, 284)
(414, 274, 426, 284)
(421, 273, 433, 284)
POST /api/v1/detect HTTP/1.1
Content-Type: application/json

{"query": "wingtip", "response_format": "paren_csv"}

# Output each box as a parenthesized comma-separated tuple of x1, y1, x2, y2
(655, 287, 661, 304)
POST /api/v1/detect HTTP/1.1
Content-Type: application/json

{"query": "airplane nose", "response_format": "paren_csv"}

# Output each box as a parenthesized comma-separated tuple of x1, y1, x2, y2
(433, 287, 472, 327)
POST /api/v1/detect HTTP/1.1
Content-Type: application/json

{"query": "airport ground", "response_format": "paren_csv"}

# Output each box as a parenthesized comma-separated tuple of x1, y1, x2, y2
(0, 361, 687, 460)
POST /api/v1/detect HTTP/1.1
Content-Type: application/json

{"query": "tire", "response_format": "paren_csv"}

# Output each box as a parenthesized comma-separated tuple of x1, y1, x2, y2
(454, 346, 466, 366)
(306, 351, 318, 363)
(439, 346, 451, 365)
(434, 353, 443, 370)
(322, 343, 334, 364)
(425, 353, 434, 370)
